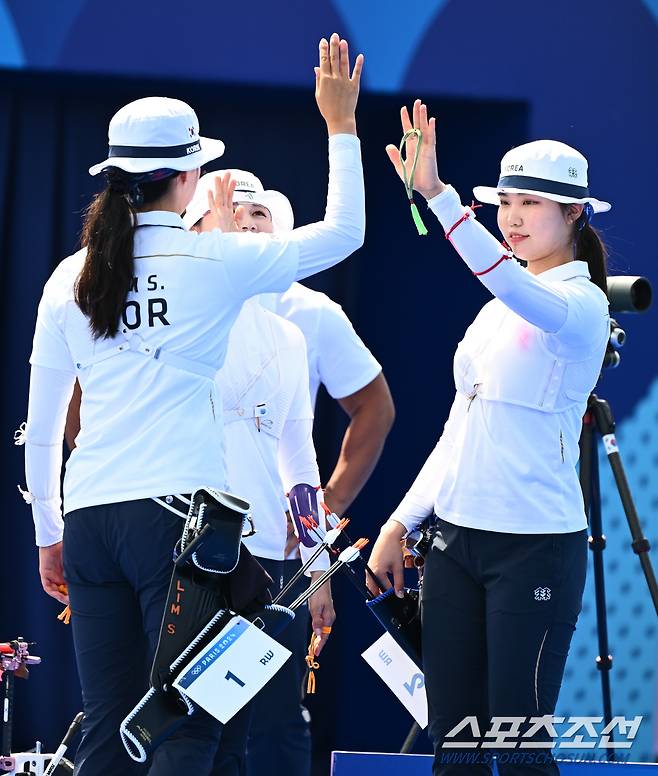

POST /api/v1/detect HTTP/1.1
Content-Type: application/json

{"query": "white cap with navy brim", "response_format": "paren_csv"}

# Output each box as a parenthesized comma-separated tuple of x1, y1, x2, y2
(183, 169, 294, 233)
(473, 139, 611, 213)
(88, 96, 225, 176)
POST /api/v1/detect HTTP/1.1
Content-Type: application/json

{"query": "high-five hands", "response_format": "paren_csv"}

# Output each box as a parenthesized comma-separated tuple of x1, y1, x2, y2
(315, 33, 364, 136)
(205, 173, 244, 233)
(386, 99, 446, 200)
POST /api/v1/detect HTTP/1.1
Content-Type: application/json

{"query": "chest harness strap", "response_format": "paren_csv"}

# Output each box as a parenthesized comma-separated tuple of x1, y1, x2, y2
(75, 327, 217, 380)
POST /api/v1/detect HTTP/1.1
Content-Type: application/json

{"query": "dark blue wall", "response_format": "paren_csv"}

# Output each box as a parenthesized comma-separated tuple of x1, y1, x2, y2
(1, 0, 656, 768)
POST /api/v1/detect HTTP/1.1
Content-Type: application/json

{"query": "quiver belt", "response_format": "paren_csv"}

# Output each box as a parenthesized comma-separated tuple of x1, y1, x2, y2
(365, 587, 422, 668)
(120, 487, 295, 762)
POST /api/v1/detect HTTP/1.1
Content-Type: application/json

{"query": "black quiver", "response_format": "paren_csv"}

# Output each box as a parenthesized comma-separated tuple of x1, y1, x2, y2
(120, 488, 294, 762)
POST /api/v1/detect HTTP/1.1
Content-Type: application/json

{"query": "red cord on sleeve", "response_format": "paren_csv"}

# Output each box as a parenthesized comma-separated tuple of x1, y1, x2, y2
(473, 255, 510, 276)
(445, 203, 482, 242)
(445, 211, 471, 241)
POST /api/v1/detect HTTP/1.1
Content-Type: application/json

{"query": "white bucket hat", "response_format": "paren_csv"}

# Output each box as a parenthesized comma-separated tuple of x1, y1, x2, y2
(183, 169, 294, 233)
(473, 140, 611, 213)
(89, 96, 225, 176)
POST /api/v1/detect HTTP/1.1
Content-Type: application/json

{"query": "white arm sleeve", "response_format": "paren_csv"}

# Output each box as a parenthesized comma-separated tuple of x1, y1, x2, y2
(221, 134, 365, 301)
(278, 418, 328, 574)
(289, 134, 365, 280)
(278, 418, 320, 493)
(427, 186, 569, 333)
(24, 365, 76, 546)
(388, 391, 469, 534)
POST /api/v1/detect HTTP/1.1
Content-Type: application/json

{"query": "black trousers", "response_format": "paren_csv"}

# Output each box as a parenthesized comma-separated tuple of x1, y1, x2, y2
(210, 555, 284, 776)
(63, 499, 223, 775)
(421, 518, 587, 776)
(245, 558, 312, 776)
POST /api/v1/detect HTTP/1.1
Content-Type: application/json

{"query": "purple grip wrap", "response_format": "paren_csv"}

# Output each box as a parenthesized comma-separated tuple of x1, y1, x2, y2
(287, 483, 320, 548)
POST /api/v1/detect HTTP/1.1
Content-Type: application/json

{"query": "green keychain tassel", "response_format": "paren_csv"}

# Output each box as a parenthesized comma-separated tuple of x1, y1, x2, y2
(410, 202, 428, 236)
(400, 128, 429, 236)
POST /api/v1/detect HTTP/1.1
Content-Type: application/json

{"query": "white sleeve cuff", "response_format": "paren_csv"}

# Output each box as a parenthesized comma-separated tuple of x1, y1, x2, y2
(328, 133, 361, 167)
(300, 544, 330, 575)
(386, 513, 420, 536)
(427, 185, 512, 275)
(426, 185, 469, 226)
(30, 497, 65, 546)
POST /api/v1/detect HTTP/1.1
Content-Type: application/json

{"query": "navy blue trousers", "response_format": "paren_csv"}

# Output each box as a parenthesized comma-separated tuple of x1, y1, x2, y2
(245, 558, 312, 776)
(421, 519, 587, 776)
(210, 555, 283, 776)
(63, 499, 223, 775)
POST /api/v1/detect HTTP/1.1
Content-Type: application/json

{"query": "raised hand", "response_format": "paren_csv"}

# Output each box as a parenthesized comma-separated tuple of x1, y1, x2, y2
(205, 172, 240, 233)
(315, 33, 364, 136)
(386, 99, 445, 200)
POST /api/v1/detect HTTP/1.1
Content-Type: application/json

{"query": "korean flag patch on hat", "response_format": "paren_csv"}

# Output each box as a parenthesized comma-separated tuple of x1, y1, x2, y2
(473, 140, 611, 213)
(89, 96, 225, 176)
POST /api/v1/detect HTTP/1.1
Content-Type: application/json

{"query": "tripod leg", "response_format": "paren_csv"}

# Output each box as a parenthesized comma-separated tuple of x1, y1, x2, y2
(400, 721, 421, 754)
(580, 407, 617, 758)
(1, 670, 13, 758)
(586, 432, 615, 759)
(589, 395, 658, 615)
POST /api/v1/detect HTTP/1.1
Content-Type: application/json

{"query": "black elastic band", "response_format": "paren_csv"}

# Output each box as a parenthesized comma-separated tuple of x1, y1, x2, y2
(498, 175, 589, 200)
(108, 141, 201, 159)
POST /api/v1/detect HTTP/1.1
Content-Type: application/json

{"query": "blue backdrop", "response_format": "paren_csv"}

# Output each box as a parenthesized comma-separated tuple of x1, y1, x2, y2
(1, 0, 656, 769)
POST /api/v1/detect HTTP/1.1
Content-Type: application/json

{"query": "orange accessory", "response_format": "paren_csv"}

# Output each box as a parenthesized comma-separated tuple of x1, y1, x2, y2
(305, 634, 321, 695)
(57, 584, 71, 625)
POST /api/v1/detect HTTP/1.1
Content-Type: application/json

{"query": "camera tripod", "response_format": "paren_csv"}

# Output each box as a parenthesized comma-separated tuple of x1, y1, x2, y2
(578, 392, 658, 760)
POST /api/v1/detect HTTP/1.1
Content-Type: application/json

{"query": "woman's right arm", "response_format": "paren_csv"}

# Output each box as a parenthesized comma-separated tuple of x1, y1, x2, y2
(286, 35, 365, 277)
(386, 100, 588, 336)
(288, 34, 365, 277)
(366, 391, 468, 597)
(218, 35, 365, 301)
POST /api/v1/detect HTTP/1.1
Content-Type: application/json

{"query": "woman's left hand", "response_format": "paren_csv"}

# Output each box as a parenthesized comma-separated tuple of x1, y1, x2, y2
(206, 172, 240, 232)
(385, 99, 446, 201)
(38, 542, 69, 604)
(307, 574, 335, 656)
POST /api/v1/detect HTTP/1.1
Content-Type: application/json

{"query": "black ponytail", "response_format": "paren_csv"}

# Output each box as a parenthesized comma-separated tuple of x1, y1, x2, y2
(575, 222, 608, 297)
(75, 168, 178, 339)
(561, 205, 608, 297)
